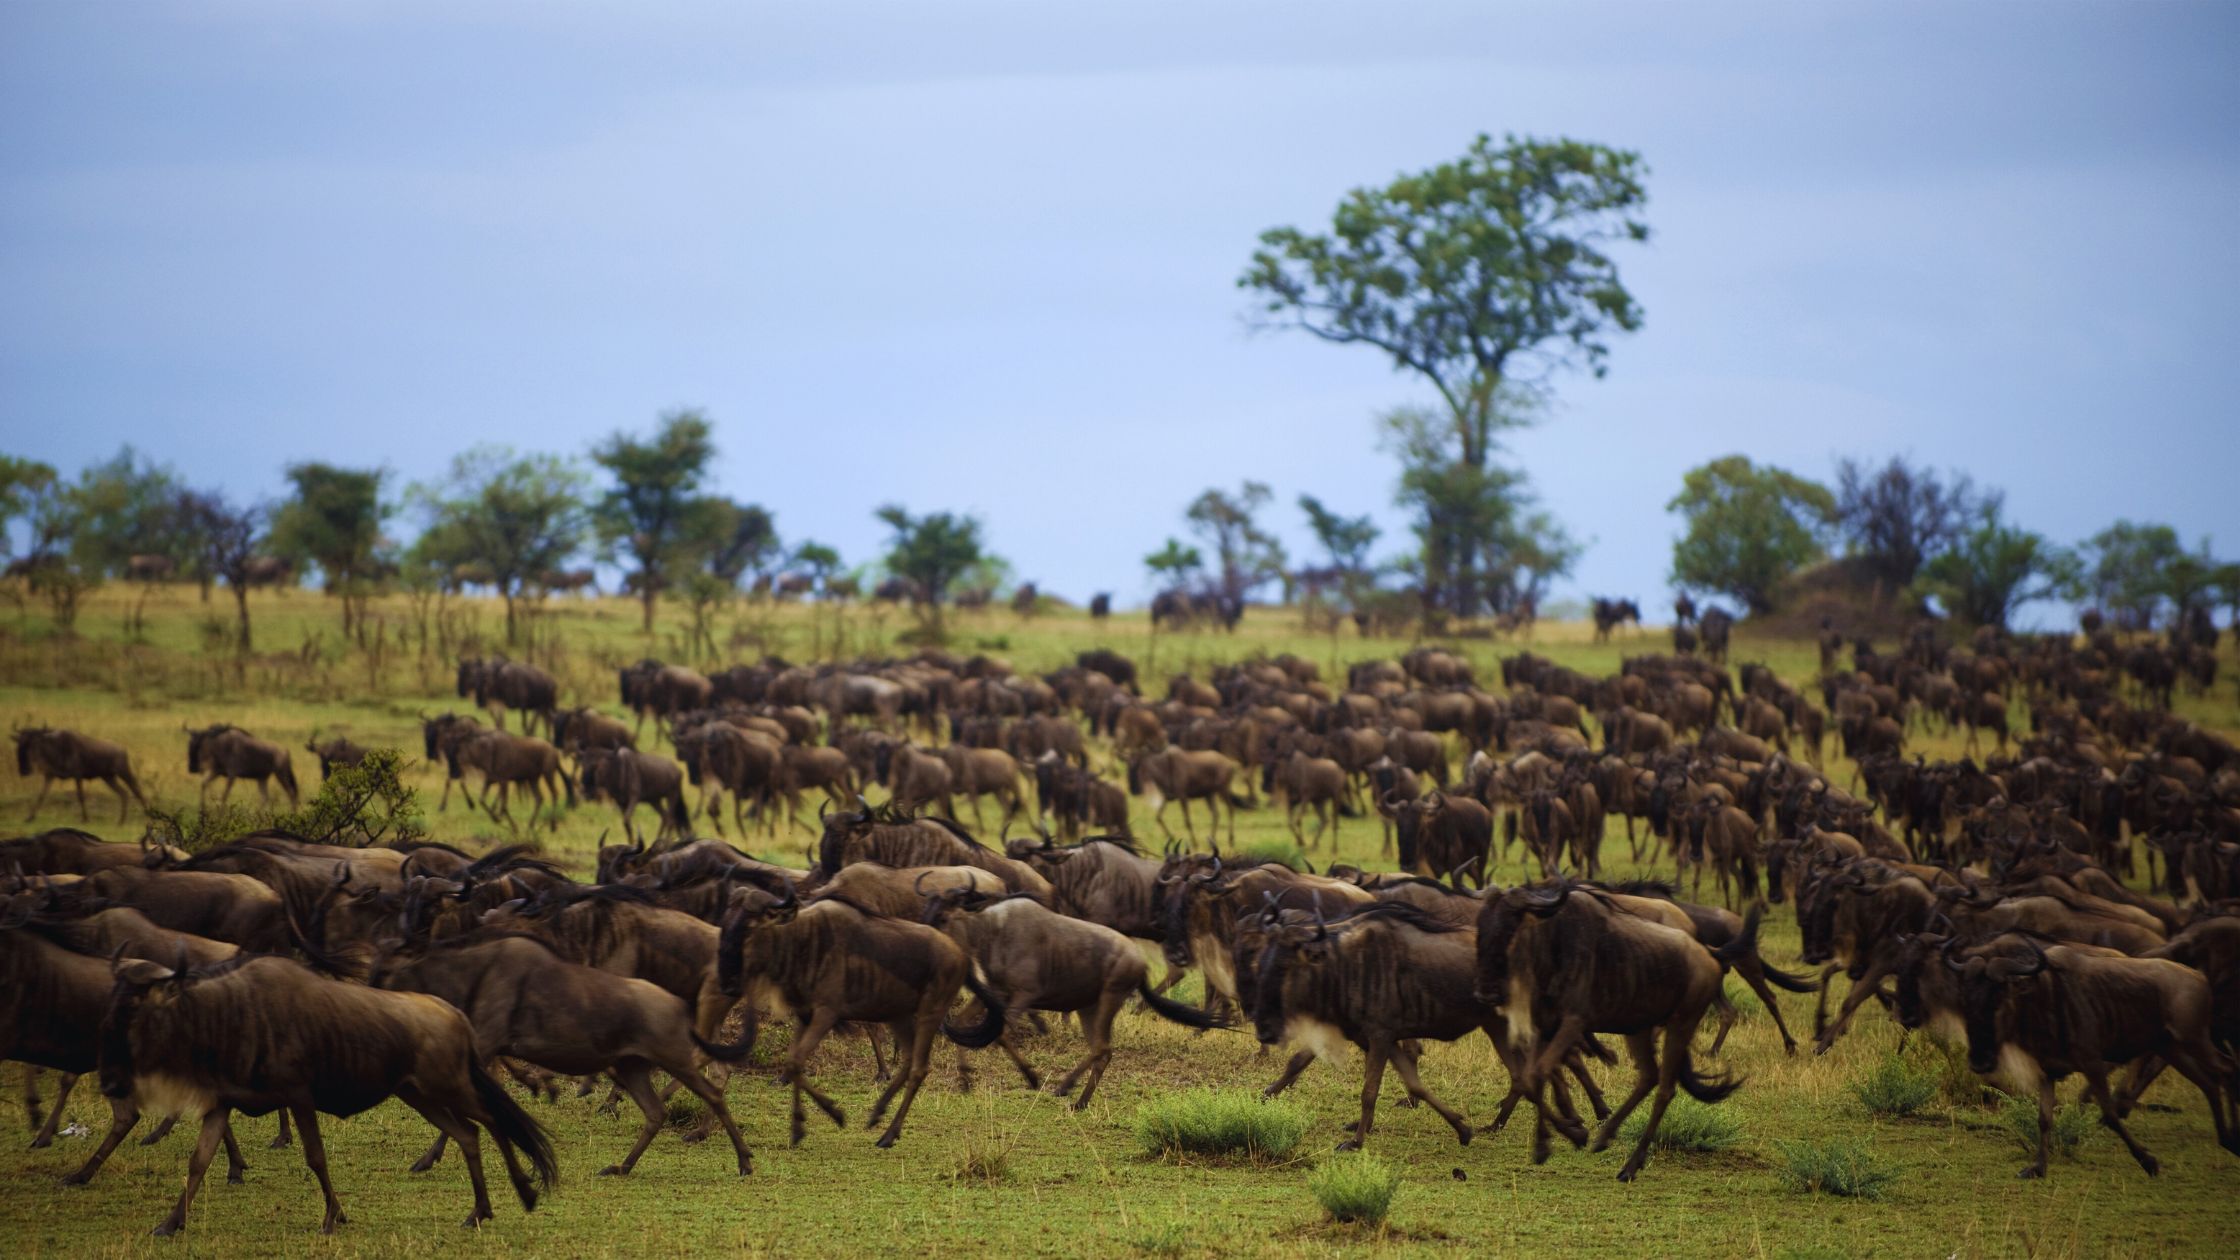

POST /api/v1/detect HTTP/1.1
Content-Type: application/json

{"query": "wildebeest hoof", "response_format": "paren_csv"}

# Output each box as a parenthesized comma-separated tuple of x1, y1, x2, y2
(1334, 1139, 1362, 1152)
(408, 1157, 438, 1174)
(2137, 1155, 2160, 1176)
(1616, 1164, 1640, 1183)
(269, 1134, 291, 1149)
(678, 1130, 708, 1145)
(227, 1169, 245, 1185)
(1455, 1125, 1474, 1146)
(736, 1158, 753, 1176)
(2016, 1166, 2044, 1179)
(874, 1134, 897, 1149)
(598, 1164, 627, 1177)
(461, 1212, 489, 1229)
(153, 1219, 184, 1238)
(1589, 1134, 1613, 1154)
(28, 1135, 51, 1150)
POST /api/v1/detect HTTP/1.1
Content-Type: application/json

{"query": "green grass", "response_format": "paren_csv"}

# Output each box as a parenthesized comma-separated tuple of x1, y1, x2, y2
(1852, 1053, 1940, 1118)
(1616, 1097, 1742, 1152)
(1306, 1152, 1401, 1224)
(1133, 1090, 1307, 1162)
(1999, 1095, 2100, 1159)
(1774, 1138, 1903, 1200)
(4, 588, 2240, 1256)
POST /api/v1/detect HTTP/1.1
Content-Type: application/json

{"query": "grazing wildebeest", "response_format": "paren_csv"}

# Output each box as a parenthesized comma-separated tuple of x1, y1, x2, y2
(577, 746, 692, 845)
(100, 953, 558, 1235)
(1476, 881, 1747, 1180)
(1128, 748, 1246, 846)
(1388, 790, 1494, 888)
(1077, 647, 1137, 692)
(186, 724, 300, 807)
(1032, 754, 1129, 840)
(370, 931, 755, 1178)
(618, 660, 714, 738)
(458, 657, 559, 739)
(302, 729, 370, 782)
(13, 726, 148, 822)
(712, 885, 1006, 1148)
(921, 885, 1226, 1107)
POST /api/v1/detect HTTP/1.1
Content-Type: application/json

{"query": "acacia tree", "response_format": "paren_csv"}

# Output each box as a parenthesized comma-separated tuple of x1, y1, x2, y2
(1668, 456, 1835, 615)
(2068, 520, 2185, 631)
(1143, 538, 1203, 593)
(1242, 133, 1648, 615)
(1185, 481, 1286, 605)
(412, 447, 587, 644)
(592, 409, 719, 633)
(1914, 501, 2073, 629)
(1298, 494, 1380, 611)
(269, 462, 390, 638)
(1833, 456, 1982, 592)
(875, 505, 984, 640)
(0, 457, 97, 631)
(201, 492, 266, 652)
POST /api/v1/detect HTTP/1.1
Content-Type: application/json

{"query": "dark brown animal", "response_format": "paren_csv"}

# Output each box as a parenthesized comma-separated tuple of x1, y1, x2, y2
(186, 724, 299, 807)
(14, 727, 148, 823)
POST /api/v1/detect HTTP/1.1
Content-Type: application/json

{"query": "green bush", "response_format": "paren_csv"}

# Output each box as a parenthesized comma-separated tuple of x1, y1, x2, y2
(1618, 1097, 1742, 1152)
(1774, 1139, 1901, 1200)
(1238, 839, 1310, 870)
(1307, 1152, 1400, 1225)
(1852, 1054, 1939, 1117)
(1133, 1090, 1305, 1162)
(1998, 1095, 2097, 1158)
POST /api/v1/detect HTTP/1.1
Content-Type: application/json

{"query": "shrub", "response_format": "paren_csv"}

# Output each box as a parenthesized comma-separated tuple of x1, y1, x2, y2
(1852, 1054, 1939, 1117)
(947, 1141, 1012, 1186)
(1130, 1221, 1191, 1257)
(1774, 1139, 1901, 1200)
(1307, 1152, 1400, 1225)
(1238, 839, 1310, 870)
(1133, 1090, 1305, 1162)
(1618, 1097, 1742, 1152)
(1998, 1095, 2097, 1158)
(664, 1092, 707, 1131)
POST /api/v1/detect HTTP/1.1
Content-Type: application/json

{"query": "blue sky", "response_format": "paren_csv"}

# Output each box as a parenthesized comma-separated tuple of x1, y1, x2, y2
(3, 1, 2235, 619)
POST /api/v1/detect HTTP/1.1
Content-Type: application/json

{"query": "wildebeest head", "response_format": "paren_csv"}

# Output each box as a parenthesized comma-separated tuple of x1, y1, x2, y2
(184, 723, 237, 774)
(12, 726, 51, 776)
(455, 658, 483, 701)
(1249, 896, 1334, 1046)
(1951, 939, 2046, 1076)
(716, 881, 797, 995)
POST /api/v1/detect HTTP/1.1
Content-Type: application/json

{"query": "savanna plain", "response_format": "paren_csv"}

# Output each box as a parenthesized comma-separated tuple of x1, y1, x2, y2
(3, 585, 2237, 1259)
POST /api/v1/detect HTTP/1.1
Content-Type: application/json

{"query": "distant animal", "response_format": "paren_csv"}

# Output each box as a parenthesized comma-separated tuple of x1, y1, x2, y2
(185, 724, 299, 807)
(13, 726, 148, 823)
(1089, 593, 1112, 620)
(303, 729, 370, 782)
(458, 657, 559, 739)
(126, 554, 176, 582)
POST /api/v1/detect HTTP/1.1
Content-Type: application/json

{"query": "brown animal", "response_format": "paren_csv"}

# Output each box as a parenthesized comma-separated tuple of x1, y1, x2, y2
(447, 729, 574, 829)
(1129, 748, 1247, 846)
(100, 953, 558, 1234)
(303, 729, 371, 782)
(13, 727, 148, 823)
(186, 724, 300, 807)
(457, 657, 560, 739)
(1266, 750, 1348, 848)
(577, 747, 692, 846)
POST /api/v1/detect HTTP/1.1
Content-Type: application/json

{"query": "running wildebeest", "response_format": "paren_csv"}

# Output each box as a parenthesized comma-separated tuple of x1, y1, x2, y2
(13, 726, 148, 822)
(185, 724, 300, 807)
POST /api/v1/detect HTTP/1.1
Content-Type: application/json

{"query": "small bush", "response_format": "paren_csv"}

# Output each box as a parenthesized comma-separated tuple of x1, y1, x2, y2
(1852, 1054, 1939, 1117)
(1927, 1041, 1998, 1109)
(1618, 1097, 1742, 1152)
(1998, 1095, 2097, 1158)
(947, 1141, 1012, 1186)
(1775, 1139, 1901, 1200)
(1307, 1152, 1400, 1225)
(1133, 1090, 1305, 1162)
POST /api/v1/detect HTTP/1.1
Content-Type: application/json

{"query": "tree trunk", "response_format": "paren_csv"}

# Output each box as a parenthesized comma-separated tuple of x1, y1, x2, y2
(641, 582, 656, 634)
(233, 585, 252, 653)
(504, 591, 518, 645)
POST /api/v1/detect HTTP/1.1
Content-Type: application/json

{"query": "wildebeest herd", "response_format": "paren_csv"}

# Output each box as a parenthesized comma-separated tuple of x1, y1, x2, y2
(6, 615, 2240, 1236)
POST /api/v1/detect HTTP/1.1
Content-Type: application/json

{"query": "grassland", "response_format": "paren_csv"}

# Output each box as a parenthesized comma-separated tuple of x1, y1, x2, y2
(4, 585, 2238, 1257)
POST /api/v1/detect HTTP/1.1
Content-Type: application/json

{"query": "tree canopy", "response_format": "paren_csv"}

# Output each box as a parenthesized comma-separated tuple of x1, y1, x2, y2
(591, 409, 719, 632)
(411, 446, 588, 643)
(875, 504, 984, 637)
(1668, 456, 1835, 615)
(270, 462, 390, 636)
(1914, 503, 2073, 629)
(1833, 455, 1983, 591)
(1185, 481, 1286, 605)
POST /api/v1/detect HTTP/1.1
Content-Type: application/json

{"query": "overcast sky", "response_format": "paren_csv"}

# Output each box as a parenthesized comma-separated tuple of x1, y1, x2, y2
(3, 1, 2235, 619)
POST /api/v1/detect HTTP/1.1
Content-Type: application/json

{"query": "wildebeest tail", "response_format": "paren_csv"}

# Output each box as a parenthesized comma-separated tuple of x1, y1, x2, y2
(275, 758, 300, 801)
(942, 971, 1008, 1049)
(1137, 979, 1230, 1030)
(469, 1059, 559, 1206)
(1763, 960, 1818, 992)
(1226, 787, 1255, 810)
(1676, 1048, 1741, 1104)
(693, 1020, 760, 1063)
(667, 790, 690, 833)
(1710, 903, 1764, 968)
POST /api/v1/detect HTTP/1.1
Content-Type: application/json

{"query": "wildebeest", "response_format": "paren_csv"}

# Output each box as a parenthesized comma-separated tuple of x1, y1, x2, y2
(1476, 882, 1746, 1180)
(1266, 750, 1348, 848)
(13, 726, 148, 823)
(446, 729, 574, 830)
(100, 952, 558, 1234)
(186, 724, 300, 807)
(1388, 790, 1493, 888)
(371, 931, 755, 1177)
(577, 746, 692, 845)
(1088, 593, 1112, 620)
(1698, 606, 1734, 663)
(922, 886, 1225, 1107)
(551, 706, 635, 754)
(302, 729, 370, 782)
(1006, 834, 1181, 990)
(79, 864, 294, 953)
(1935, 937, 2239, 1178)
(938, 743, 1030, 833)
(457, 657, 559, 739)
(1128, 748, 1246, 846)
(815, 801, 1052, 899)
(712, 885, 1006, 1148)
(618, 660, 714, 737)
(0, 827, 182, 874)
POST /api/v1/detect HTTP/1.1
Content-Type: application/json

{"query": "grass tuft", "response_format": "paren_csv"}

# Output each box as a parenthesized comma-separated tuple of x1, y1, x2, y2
(1306, 1151, 1401, 1224)
(1998, 1095, 2097, 1158)
(1774, 1138, 1901, 1200)
(1617, 1097, 1742, 1152)
(663, 1092, 707, 1131)
(1129, 1221, 1192, 1257)
(1133, 1090, 1305, 1162)
(1852, 1053, 1939, 1117)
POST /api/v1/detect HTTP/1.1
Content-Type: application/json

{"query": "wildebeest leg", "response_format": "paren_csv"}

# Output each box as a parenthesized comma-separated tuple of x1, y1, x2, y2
(869, 1012, 939, 1149)
(106, 774, 135, 822)
(2018, 1076, 2056, 1179)
(784, 1009, 846, 1146)
(151, 1107, 230, 1237)
(140, 1113, 178, 1145)
(990, 1005, 1042, 1091)
(396, 1084, 501, 1224)
(1615, 1026, 1692, 1182)
(29, 1071, 77, 1148)
(271, 1108, 293, 1149)
(1336, 1042, 1388, 1152)
(1734, 959, 1799, 1055)
(72, 778, 91, 821)
(1178, 796, 1197, 845)
(658, 1053, 754, 1175)
(2161, 1042, 2240, 1154)
(409, 1130, 449, 1172)
(1590, 1032, 1659, 1152)
(1053, 990, 1124, 1108)
(289, 1105, 347, 1233)
(1810, 964, 1842, 1038)
(1813, 966, 1895, 1054)
(2079, 1067, 2160, 1175)
(600, 1064, 667, 1177)
(61, 1096, 143, 1186)
(1387, 1042, 1471, 1145)
(1261, 1049, 1317, 1098)
(1705, 990, 1740, 1056)
(24, 774, 56, 820)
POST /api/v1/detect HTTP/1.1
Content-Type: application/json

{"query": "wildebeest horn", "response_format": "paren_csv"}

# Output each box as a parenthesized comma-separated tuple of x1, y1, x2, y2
(915, 871, 935, 896)
(1312, 892, 1327, 939)
(778, 875, 798, 908)
(331, 863, 351, 890)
